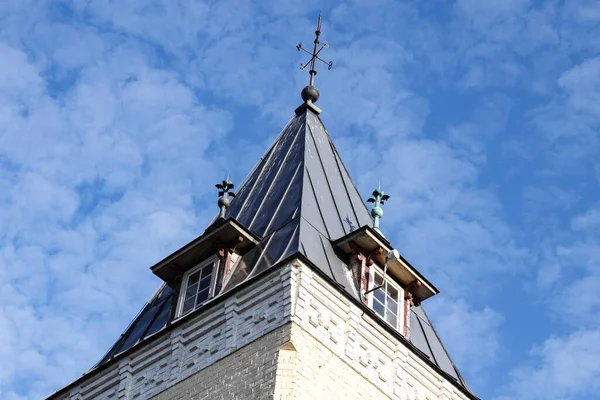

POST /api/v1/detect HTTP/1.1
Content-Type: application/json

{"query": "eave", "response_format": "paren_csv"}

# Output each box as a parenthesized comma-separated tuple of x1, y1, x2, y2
(150, 218, 260, 286)
(332, 225, 439, 301)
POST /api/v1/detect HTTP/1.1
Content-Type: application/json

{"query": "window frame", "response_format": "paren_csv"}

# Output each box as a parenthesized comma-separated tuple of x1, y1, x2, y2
(367, 264, 404, 330)
(176, 255, 219, 318)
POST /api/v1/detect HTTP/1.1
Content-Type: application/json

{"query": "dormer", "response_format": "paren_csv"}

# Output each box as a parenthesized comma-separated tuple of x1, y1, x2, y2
(333, 226, 439, 337)
(150, 218, 259, 319)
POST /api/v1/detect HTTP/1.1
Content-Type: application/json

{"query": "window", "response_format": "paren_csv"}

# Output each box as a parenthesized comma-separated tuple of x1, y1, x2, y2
(177, 257, 218, 317)
(369, 266, 403, 329)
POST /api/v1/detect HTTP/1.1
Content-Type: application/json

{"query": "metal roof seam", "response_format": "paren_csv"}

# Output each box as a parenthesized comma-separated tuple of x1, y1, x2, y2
(303, 166, 332, 238)
(419, 305, 473, 391)
(317, 227, 338, 282)
(276, 219, 301, 264)
(234, 117, 296, 193)
(305, 113, 347, 235)
(230, 130, 282, 225)
(247, 120, 305, 232)
(320, 116, 373, 220)
(136, 296, 170, 348)
(262, 145, 305, 236)
(328, 140, 363, 230)
(415, 311, 438, 366)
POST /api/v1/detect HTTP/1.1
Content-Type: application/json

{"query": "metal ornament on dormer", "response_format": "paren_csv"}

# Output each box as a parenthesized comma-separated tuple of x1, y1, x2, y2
(216, 175, 235, 219)
(367, 185, 390, 236)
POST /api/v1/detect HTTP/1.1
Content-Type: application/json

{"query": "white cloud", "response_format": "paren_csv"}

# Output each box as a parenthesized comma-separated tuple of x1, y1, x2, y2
(0, 7, 235, 398)
(0, 1, 598, 400)
(540, 205, 600, 326)
(559, 57, 600, 116)
(504, 201, 600, 399)
(428, 299, 503, 377)
(571, 204, 600, 232)
(498, 330, 600, 400)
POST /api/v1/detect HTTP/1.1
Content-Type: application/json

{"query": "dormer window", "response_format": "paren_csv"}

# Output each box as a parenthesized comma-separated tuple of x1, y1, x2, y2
(177, 256, 219, 317)
(368, 265, 403, 329)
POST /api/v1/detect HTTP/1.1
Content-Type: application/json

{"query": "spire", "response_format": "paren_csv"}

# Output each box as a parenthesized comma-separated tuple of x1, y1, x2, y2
(224, 110, 372, 241)
(296, 14, 333, 114)
(93, 94, 475, 399)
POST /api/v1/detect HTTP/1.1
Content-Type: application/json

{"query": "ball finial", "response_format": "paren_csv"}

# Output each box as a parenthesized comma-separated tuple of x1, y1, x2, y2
(301, 85, 320, 103)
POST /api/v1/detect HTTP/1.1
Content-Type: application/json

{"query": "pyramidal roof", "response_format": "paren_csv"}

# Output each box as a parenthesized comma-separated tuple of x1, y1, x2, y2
(220, 107, 374, 288)
(92, 103, 475, 398)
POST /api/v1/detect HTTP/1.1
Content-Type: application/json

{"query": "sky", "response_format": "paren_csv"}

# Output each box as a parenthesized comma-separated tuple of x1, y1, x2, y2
(0, 0, 599, 399)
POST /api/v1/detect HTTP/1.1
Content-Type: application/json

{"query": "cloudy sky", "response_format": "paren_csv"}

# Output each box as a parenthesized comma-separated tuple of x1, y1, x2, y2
(1, 0, 599, 399)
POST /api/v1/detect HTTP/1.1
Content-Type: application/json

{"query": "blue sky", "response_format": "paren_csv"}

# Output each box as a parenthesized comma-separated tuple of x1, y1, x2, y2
(1, 0, 599, 399)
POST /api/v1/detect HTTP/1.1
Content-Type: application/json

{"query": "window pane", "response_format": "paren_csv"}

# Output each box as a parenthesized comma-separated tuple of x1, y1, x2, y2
(197, 288, 210, 304)
(374, 271, 384, 286)
(373, 299, 385, 317)
(387, 285, 398, 299)
(185, 283, 198, 300)
(388, 297, 398, 313)
(179, 261, 218, 317)
(201, 265, 212, 279)
(373, 297, 385, 308)
(199, 275, 212, 291)
(182, 298, 195, 315)
(374, 288, 386, 304)
(369, 267, 405, 331)
(386, 304, 398, 317)
(188, 271, 200, 285)
(386, 312, 398, 328)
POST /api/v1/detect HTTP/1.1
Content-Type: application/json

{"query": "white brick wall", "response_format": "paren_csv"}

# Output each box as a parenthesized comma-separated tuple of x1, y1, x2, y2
(48, 260, 473, 400)
(152, 325, 290, 400)
(287, 261, 472, 400)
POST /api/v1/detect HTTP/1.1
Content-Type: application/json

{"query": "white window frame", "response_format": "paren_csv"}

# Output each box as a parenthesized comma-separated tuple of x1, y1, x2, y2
(176, 256, 219, 318)
(367, 264, 404, 330)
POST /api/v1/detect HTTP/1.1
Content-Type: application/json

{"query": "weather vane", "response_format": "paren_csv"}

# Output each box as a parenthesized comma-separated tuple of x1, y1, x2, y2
(297, 14, 333, 88)
(216, 175, 235, 219)
(367, 185, 390, 236)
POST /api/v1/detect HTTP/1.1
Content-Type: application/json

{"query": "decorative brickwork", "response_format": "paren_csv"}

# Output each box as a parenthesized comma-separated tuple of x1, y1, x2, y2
(48, 261, 471, 400)
(152, 325, 290, 400)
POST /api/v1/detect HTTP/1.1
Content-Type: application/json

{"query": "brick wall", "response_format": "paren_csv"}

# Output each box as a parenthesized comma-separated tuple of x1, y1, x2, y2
(289, 262, 471, 400)
(285, 323, 387, 399)
(49, 260, 473, 400)
(151, 324, 290, 400)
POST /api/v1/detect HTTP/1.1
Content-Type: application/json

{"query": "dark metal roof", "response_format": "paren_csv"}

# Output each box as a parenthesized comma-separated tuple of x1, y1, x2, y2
(411, 305, 473, 391)
(94, 284, 173, 367)
(92, 106, 475, 398)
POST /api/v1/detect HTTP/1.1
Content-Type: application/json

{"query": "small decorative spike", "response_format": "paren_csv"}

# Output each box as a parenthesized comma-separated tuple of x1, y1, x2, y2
(216, 175, 235, 219)
(367, 185, 390, 236)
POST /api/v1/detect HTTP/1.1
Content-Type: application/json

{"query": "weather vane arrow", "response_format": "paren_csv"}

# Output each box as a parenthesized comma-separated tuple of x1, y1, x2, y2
(297, 14, 333, 88)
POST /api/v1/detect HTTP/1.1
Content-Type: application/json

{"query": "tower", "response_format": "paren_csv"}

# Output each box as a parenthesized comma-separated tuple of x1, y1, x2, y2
(46, 17, 478, 400)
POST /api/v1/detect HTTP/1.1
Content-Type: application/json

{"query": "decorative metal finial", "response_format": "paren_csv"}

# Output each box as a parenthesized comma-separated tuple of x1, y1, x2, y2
(296, 13, 333, 104)
(367, 185, 390, 235)
(216, 175, 235, 219)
